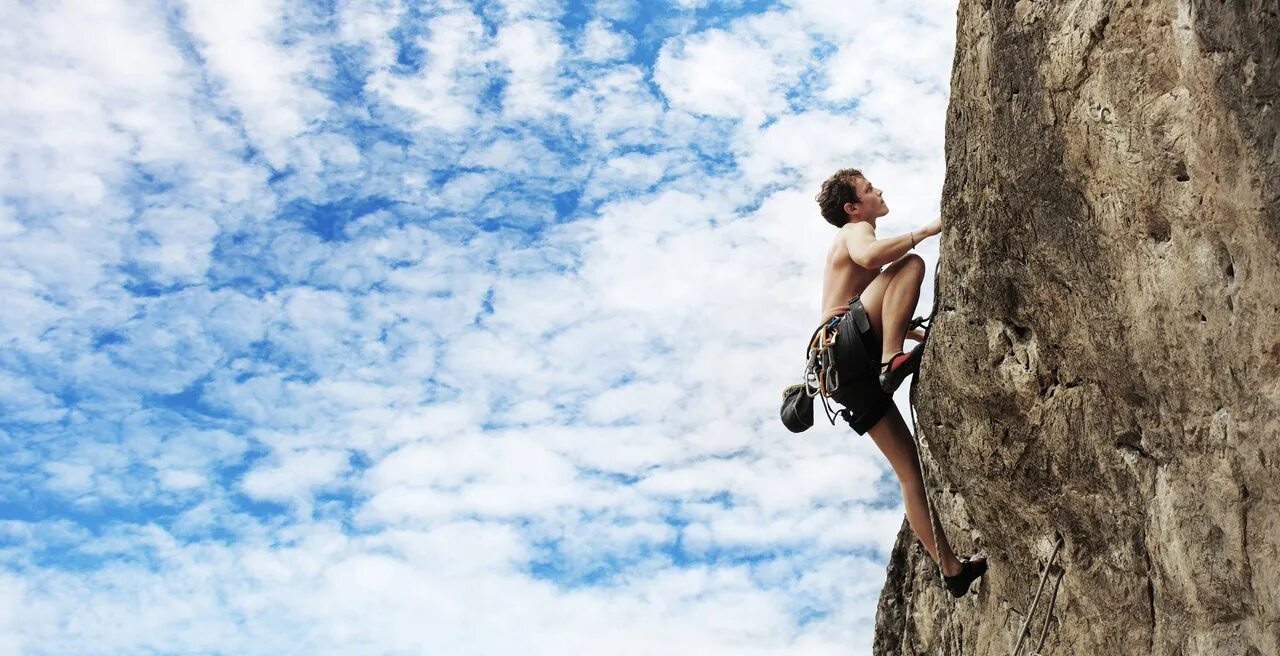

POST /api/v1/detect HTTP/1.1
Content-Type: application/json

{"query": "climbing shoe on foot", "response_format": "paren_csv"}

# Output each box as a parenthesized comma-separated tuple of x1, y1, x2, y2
(942, 555, 988, 598)
(879, 344, 924, 393)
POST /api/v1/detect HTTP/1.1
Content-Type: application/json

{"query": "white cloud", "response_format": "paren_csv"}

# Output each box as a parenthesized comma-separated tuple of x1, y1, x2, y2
(581, 150, 677, 200)
(0, 205, 23, 237)
(563, 65, 667, 149)
(737, 111, 881, 188)
(0, 574, 25, 654)
(0, 0, 190, 207)
(655, 29, 780, 123)
(579, 19, 633, 62)
(336, 0, 405, 61)
(367, 7, 489, 132)
(42, 462, 95, 496)
(793, 0, 956, 103)
(181, 0, 331, 167)
(492, 19, 566, 119)
(158, 469, 207, 491)
(654, 12, 811, 125)
(593, 0, 636, 22)
(130, 206, 222, 285)
(241, 448, 351, 502)
(0, 369, 67, 425)
(492, 0, 564, 21)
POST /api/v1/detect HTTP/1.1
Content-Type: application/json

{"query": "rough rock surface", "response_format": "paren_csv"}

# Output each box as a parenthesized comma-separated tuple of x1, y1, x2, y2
(874, 1, 1279, 654)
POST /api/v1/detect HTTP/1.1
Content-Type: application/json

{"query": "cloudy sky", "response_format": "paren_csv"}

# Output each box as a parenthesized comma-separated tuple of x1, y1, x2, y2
(0, 0, 957, 652)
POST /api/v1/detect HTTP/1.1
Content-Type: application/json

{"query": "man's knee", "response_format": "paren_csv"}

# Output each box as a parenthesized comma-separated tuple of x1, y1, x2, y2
(892, 253, 925, 275)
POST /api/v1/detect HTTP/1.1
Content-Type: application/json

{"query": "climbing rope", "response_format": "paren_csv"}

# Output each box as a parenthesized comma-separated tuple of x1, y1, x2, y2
(1033, 563, 1063, 654)
(1011, 536, 1064, 656)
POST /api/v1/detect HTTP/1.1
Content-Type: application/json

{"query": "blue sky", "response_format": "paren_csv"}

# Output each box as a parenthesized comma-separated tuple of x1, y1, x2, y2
(0, 0, 956, 652)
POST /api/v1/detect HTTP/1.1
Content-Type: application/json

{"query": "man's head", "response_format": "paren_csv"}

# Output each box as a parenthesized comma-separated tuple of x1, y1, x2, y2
(815, 168, 888, 227)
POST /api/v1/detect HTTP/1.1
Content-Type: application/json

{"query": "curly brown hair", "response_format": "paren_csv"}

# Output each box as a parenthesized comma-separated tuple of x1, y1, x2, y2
(815, 168, 864, 227)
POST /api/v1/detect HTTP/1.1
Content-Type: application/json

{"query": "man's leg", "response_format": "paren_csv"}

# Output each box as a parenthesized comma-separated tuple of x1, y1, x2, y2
(878, 254, 925, 358)
(859, 254, 925, 360)
(866, 404, 964, 576)
(861, 254, 963, 572)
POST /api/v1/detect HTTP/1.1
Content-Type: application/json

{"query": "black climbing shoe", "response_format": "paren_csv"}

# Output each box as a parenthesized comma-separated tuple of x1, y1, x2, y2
(943, 555, 988, 598)
(879, 344, 924, 393)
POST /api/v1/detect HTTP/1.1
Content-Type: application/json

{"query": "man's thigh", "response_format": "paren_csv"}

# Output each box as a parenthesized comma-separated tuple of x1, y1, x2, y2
(860, 255, 924, 338)
(859, 268, 896, 341)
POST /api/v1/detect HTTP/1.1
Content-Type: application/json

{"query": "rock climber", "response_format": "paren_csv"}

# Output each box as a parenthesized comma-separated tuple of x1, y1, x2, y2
(814, 167, 988, 597)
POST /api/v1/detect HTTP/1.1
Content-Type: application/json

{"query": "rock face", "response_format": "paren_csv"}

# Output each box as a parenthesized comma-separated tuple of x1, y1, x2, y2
(874, 2, 1279, 655)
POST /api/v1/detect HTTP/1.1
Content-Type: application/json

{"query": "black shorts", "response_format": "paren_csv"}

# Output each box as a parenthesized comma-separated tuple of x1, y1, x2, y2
(828, 298, 893, 435)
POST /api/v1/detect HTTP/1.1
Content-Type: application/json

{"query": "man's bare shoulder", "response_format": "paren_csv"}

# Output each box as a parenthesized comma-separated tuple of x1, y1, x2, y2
(837, 221, 878, 269)
(840, 221, 876, 247)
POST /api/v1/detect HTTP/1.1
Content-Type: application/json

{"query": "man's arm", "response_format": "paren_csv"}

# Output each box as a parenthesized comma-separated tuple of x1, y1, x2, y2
(843, 223, 921, 269)
(844, 217, 943, 269)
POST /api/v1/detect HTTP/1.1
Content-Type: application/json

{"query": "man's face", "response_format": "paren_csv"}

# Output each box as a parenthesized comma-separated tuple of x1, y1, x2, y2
(855, 177, 887, 219)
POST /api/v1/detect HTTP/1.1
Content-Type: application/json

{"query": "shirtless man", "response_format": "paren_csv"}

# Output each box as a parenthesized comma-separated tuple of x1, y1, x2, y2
(814, 167, 987, 596)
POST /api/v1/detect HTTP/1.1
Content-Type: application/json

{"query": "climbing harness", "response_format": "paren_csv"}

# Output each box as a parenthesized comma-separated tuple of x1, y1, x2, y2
(801, 298, 879, 427)
(783, 297, 931, 434)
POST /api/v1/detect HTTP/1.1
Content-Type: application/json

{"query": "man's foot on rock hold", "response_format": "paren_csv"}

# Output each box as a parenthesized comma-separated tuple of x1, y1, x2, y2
(942, 555, 988, 598)
(879, 343, 924, 393)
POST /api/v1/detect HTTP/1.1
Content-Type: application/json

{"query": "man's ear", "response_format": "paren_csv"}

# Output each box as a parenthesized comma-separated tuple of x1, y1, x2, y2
(842, 201, 858, 218)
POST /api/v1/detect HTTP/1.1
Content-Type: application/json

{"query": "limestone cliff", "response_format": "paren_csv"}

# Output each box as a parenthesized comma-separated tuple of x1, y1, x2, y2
(874, 2, 1279, 654)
